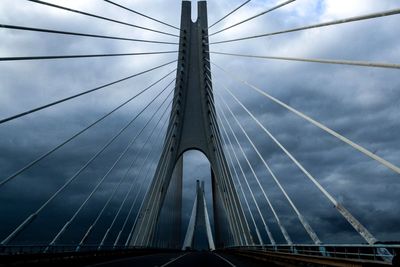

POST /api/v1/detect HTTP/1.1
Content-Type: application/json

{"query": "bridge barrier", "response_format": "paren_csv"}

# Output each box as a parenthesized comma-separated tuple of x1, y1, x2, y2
(0, 245, 152, 255)
(224, 244, 400, 265)
(0, 245, 179, 266)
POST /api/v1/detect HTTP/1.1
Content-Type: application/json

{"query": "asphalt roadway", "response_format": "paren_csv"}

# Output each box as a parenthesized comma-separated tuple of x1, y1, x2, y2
(84, 251, 278, 267)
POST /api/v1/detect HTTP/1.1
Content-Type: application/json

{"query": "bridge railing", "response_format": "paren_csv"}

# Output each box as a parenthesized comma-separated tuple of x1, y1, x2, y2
(0, 245, 152, 255)
(226, 244, 400, 263)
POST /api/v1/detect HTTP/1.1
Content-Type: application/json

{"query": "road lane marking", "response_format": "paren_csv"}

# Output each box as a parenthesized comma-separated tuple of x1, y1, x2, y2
(160, 252, 190, 267)
(214, 253, 237, 267)
(85, 256, 140, 267)
(85, 253, 178, 267)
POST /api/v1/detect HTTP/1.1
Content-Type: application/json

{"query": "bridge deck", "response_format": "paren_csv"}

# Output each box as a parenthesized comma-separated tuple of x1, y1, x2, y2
(1, 250, 395, 267)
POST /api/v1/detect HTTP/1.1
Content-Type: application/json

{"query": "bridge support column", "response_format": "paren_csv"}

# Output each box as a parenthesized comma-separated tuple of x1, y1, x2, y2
(129, 1, 253, 248)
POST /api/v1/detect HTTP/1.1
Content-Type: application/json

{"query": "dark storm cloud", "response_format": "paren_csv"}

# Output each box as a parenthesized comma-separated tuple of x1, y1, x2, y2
(0, 0, 399, 248)
(210, 0, 400, 244)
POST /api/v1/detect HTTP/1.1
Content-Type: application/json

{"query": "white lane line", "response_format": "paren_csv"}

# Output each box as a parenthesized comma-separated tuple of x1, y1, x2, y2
(85, 253, 179, 267)
(159, 252, 190, 267)
(214, 253, 237, 267)
(85, 256, 139, 267)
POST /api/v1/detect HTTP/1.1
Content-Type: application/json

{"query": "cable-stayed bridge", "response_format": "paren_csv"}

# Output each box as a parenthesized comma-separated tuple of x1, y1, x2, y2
(0, 0, 400, 266)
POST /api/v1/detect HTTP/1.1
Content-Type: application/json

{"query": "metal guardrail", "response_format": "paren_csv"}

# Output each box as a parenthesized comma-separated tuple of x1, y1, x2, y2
(0, 245, 181, 267)
(0, 245, 157, 255)
(226, 244, 400, 263)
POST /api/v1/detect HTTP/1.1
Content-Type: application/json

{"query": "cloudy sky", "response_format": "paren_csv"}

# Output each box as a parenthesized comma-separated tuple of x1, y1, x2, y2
(0, 0, 399, 248)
